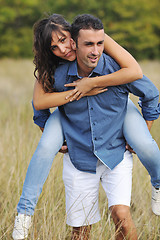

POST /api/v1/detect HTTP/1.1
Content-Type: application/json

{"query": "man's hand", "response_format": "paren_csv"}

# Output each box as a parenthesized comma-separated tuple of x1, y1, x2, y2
(145, 120, 154, 132)
(39, 127, 68, 153)
(125, 142, 136, 154)
(39, 127, 44, 132)
(59, 142, 68, 154)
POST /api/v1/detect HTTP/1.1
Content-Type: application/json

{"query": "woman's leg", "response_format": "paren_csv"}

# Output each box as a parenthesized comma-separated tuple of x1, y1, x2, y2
(123, 99, 160, 188)
(17, 108, 64, 215)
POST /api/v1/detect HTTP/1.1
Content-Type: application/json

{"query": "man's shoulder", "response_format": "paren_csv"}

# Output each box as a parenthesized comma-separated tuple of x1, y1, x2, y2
(54, 61, 72, 80)
(102, 53, 120, 72)
(55, 61, 70, 72)
(102, 53, 118, 64)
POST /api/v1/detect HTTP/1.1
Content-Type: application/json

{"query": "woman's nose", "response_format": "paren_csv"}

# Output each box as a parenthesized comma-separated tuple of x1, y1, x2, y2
(59, 45, 66, 53)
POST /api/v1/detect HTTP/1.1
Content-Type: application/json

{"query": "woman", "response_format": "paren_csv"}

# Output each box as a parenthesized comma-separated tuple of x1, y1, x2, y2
(12, 14, 160, 240)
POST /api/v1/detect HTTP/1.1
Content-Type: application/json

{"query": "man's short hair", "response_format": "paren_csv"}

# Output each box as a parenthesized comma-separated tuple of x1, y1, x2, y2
(71, 14, 104, 44)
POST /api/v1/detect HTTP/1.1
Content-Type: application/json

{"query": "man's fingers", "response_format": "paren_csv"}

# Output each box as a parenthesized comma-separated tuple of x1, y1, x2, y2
(59, 144, 68, 153)
(126, 143, 136, 154)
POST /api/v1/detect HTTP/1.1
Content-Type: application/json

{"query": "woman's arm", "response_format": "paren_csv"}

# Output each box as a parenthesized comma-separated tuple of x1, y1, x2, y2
(34, 34, 143, 109)
(102, 33, 143, 85)
(33, 80, 107, 110)
(64, 34, 143, 101)
(33, 80, 72, 110)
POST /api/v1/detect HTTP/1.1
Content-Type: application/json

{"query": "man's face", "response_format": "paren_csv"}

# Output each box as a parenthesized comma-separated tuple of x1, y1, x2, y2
(72, 28, 105, 76)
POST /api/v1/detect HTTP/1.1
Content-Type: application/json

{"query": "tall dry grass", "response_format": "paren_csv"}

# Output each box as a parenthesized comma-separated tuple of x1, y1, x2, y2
(0, 59, 159, 239)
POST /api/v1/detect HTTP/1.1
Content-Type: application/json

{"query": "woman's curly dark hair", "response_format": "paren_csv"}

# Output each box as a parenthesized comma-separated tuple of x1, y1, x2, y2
(33, 14, 71, 93)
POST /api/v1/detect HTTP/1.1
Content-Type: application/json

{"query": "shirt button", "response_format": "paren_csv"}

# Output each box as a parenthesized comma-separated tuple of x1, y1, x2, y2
(94, 137, 97, 140)
(93, 122, 95, 126)
(91, 107, 93, 110)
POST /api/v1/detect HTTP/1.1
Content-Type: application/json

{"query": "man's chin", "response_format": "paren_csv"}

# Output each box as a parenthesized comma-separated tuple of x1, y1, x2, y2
(89, 62, 98, 68)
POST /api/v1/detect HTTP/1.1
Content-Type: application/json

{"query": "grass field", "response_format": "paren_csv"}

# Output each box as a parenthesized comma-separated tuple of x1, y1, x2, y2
(0, 59, 160, 239)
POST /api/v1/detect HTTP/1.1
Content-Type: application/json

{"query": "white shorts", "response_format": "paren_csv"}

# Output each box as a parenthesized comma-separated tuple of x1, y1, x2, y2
(63, 151, 133, 227)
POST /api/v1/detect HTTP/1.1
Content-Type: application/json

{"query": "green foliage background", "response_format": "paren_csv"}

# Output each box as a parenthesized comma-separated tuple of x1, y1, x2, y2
(0, 0, 159, 59)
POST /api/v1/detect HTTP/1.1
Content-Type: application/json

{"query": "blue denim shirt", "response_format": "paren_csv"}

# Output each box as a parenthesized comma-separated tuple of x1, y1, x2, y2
(33, 54, 160, 172)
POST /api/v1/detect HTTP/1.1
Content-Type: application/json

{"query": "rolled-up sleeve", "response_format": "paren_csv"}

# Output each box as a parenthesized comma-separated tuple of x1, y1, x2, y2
(32, 101, 51, 128)
(127, 75, 160, 120)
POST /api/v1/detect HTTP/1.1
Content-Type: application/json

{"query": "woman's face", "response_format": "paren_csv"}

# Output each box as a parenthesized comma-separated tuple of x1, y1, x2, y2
(50, 30, 76, 61)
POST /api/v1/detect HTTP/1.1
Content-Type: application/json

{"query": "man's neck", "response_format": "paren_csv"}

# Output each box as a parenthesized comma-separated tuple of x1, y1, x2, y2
(77, 65, 93, 78)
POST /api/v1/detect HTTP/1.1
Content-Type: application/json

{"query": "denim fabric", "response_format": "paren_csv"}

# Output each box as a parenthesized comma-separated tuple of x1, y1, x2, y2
(54, 55, 159, 171)
(17, 100, 160, 215)
(17, 108, 64, 215)
(124, 99, 160, 188)
(32, 101, 51, 128)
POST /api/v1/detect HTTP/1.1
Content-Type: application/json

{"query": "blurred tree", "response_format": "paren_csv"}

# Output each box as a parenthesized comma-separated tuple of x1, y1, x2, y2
(100, 0, 160, 59)
(0, 0, 159, 59)
(0, 0, 41, 57)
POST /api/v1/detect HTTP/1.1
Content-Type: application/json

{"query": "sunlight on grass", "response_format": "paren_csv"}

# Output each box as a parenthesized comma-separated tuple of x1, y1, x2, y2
(0, 59, 159, 239)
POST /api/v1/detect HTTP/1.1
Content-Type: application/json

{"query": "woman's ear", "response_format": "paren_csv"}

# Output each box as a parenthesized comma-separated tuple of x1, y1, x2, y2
(70, 38, 76, 50)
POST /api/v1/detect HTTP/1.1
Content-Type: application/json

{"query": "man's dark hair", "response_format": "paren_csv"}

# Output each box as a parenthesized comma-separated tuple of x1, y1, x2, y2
(71, 14, 104, 44)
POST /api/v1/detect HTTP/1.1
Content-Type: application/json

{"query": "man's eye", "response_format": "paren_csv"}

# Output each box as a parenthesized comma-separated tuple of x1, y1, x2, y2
(98, 41, 104, 46)
(85, 43, 93, 46)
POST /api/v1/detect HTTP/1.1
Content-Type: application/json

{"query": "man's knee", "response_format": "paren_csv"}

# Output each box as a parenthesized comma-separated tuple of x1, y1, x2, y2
(110, 205, 131, 226)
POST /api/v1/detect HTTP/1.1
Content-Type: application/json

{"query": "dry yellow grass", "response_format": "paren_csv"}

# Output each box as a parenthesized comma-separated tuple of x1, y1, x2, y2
(0, 59, 159, 239)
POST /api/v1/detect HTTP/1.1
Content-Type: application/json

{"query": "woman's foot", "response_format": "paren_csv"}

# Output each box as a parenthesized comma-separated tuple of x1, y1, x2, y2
(12, 214, 32, 240)
(152, 186, 160, 215)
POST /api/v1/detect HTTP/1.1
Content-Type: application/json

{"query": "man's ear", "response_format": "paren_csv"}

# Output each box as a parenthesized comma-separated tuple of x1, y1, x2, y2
(70, 38, 76, 50)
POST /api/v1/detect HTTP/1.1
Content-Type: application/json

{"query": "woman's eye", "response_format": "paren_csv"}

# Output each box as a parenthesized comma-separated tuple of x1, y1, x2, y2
(50, 45, 57, 51)
(61, 38, 66, 43)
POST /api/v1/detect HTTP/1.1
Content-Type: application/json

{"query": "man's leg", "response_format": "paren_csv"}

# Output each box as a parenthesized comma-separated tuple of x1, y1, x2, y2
(101, 150, 137, 240)
(63, 153, 101, 239)
(72, 226, 91, 240)
(110, 205, 137, 240)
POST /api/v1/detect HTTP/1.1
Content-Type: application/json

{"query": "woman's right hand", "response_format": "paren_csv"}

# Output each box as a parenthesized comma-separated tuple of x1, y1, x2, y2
(64, 77, 94, 101)
(65, 77, 108, 102)
(85, 87, 108, 97)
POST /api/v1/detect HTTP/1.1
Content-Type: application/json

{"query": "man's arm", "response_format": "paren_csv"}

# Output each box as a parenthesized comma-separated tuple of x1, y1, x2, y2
(32, 100, 51, 129)
(32, 102, 68, 153)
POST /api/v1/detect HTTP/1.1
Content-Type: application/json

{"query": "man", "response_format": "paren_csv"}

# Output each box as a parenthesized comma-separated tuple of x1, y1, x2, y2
(51, 14, 159, 239)
(12, 14, 159, 240)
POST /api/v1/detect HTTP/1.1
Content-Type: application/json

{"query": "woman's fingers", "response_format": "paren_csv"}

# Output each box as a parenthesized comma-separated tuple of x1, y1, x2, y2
(69, 91, 82, 101)
(65, 87, 108, 102)
(64, 82, 77, 87)
(65, 88, 78, 99)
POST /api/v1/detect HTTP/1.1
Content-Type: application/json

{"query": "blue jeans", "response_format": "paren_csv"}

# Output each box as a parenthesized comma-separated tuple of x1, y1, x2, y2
(17, 99, 160, 215)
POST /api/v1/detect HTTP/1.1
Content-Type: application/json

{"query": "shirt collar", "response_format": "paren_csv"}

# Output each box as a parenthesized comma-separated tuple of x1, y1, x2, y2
(68, 54, 104, 77)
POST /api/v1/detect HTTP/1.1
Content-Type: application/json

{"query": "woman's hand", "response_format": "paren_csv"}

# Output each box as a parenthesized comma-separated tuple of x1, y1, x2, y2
(64, 77, 93, 101)
(85, 87, 108, 97)
(64, 77, 106, 101)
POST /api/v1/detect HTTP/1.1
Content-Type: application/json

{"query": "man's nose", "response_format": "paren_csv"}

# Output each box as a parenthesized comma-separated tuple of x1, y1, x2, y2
(91, 46, 99, 55)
